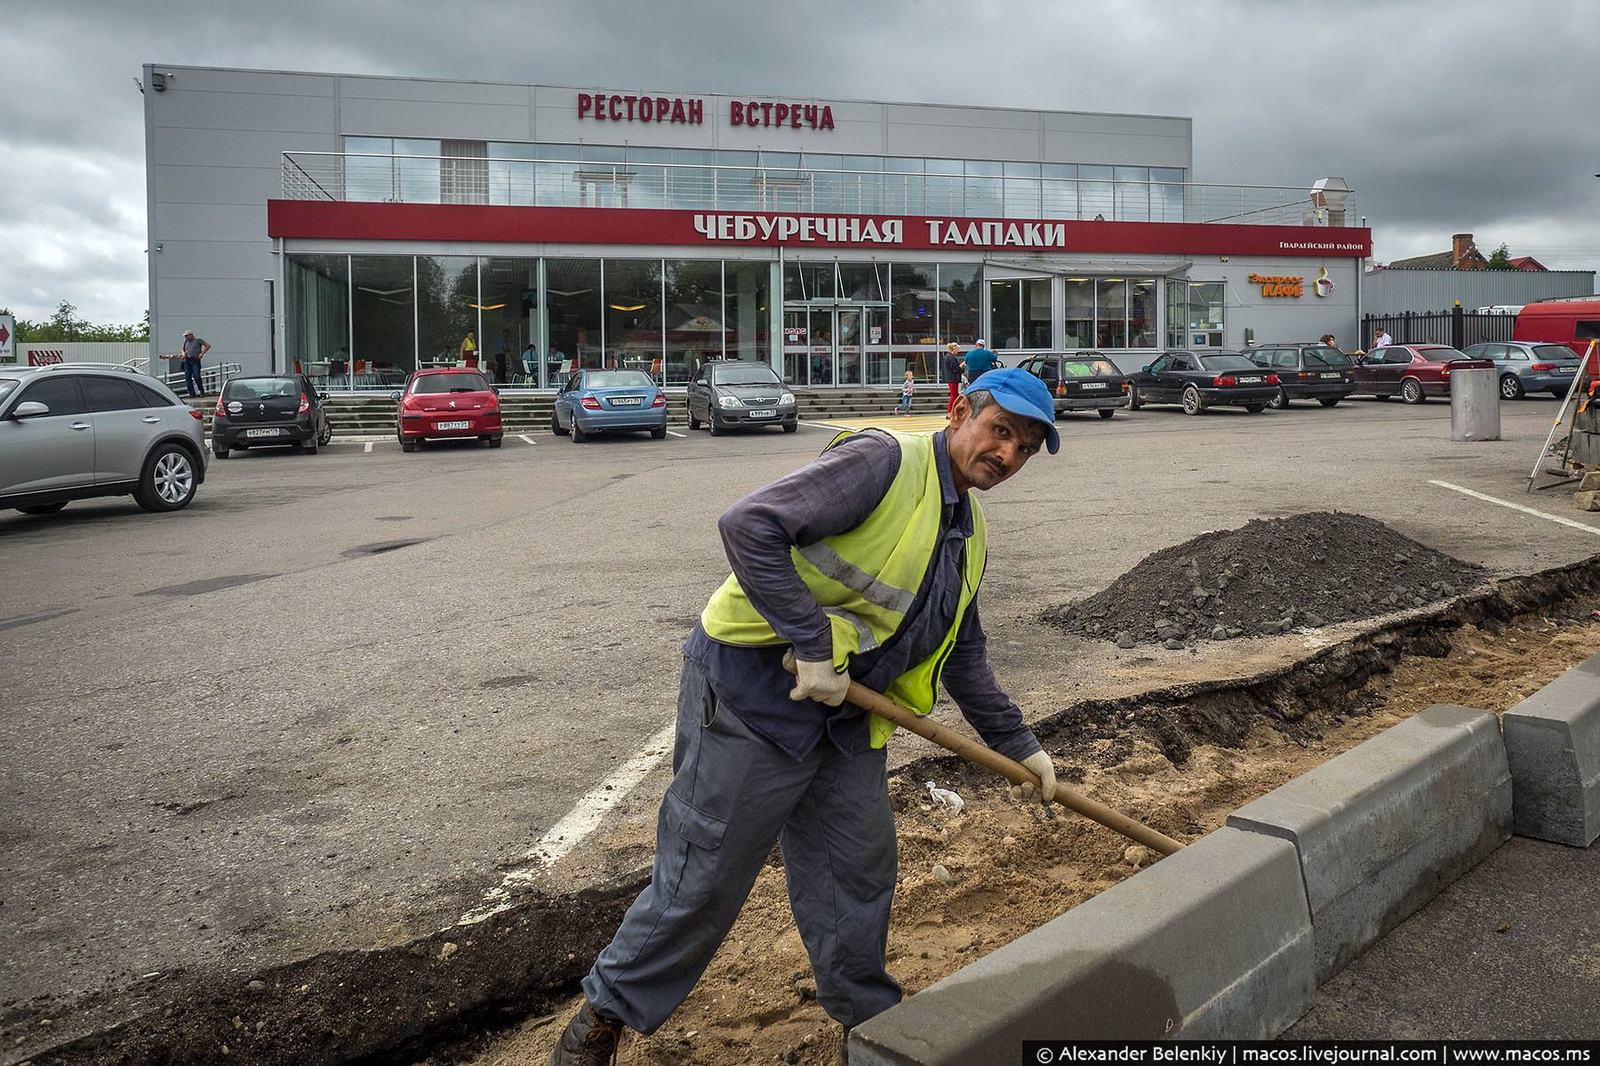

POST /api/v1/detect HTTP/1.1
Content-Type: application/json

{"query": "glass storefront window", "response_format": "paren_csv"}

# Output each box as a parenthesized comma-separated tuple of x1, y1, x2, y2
(724, 261, 771, 366)
(603, 259, 663, 377)
(1151, 167, 1185, 222)
(1079, 165, 1114, 221)
(1113, 166, 1150, 222)
(487, 142, 536, 206)
(891, 262, 940, 347)
(1096, 278, 1127, 348)
(394, 138, 442, 203)
(1129, 278, 1158, 348)
(416, 255, 478, 370)
(925, 158, 963, 215)
(1041, 163, 1077, 218)
(839, 262, 887, 303)
(988, 280, 1019, 351)
(784, 261, 835, 303)
(535, 144, 581, 208)
(285, 254, 350, 382)
(1188, 282, 1226, 347)
(1023, 278, 1052, 349)
(940, 262, 983, 345)
(350, 255, 416, 385)
(663, 259, 721, 384)
(344, 136, 394, 202)
(963, 160, 1003, 217)
(1166, 279, 1188, 349)
(478, 257, 541, 384)
(546, 259, 602, 369)
(1063, 278, 1095, 348)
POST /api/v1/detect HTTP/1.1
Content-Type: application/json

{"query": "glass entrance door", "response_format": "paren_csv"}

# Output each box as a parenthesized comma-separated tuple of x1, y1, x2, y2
(836, 308, 863, 386)
(781, 304, 891, 386)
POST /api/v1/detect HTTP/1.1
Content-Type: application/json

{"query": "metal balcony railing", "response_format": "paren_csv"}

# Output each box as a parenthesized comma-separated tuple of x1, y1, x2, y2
(281, 152, 1357, 228)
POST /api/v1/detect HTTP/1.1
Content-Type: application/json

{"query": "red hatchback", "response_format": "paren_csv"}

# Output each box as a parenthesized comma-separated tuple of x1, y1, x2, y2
(393, 369, 503, 451)
(1349, 344, 1493, 405)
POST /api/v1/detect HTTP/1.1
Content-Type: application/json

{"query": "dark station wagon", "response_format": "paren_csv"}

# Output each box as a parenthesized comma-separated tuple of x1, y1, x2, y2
(1017, 352, 1129, 420)
(1246, 344, 1356, 409)
(1128, 351, 1279, 415)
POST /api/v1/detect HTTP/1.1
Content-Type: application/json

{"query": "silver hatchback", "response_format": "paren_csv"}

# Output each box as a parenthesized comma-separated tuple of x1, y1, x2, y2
(0, 365, 208, 515)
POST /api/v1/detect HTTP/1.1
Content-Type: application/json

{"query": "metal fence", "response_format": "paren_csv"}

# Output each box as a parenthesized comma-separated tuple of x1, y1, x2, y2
(281, 152, 1355, 227)
(1361, 308, 1516, 350)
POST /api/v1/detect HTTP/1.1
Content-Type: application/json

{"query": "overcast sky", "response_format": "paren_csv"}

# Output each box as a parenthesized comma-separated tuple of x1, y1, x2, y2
(3, 0, 1596, 324)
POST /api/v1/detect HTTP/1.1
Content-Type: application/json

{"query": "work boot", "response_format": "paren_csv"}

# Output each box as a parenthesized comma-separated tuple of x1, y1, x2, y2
(548, 1001, 624, 1066)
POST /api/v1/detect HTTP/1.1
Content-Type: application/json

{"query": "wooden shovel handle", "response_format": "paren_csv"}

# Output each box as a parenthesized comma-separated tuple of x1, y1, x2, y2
(828, 670, 1185, 856)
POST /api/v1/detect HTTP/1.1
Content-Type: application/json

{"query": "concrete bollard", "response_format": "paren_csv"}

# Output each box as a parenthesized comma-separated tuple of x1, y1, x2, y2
(1450, 367, 1500, 442)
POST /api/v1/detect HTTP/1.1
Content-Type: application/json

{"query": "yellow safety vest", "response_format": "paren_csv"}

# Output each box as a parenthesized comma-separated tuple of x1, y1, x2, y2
(700, 430, 987, 747)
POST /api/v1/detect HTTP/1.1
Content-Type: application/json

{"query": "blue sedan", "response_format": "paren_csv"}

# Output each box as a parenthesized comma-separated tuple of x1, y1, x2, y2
(551, 368, 669, 442)
(1460, 341, 1585, 400)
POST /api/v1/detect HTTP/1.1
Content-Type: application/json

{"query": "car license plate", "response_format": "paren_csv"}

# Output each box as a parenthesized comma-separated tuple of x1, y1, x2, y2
(1079, 382, 1108, 390)
(245, 428, 281, 438)
(1320, 372, 1343, 379)
(609, 397, 642, 406)
(748, 409, 776, 419)
(1237, 376, 1262, 384)
(435, 420, 470, 431)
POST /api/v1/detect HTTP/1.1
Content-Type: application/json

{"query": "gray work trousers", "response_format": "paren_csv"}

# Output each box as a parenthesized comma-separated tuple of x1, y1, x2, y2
(582, 656, 902, 1034)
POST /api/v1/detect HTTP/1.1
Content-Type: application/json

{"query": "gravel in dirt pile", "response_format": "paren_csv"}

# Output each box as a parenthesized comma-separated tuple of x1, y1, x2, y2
(1045, 512, 1487, 648)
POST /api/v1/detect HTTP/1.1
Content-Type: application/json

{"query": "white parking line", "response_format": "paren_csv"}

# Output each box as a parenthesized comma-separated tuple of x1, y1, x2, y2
(801, 420, 841, 430)
(518, 434, 537, 445)
(1428, 480, 1600, 536)
(363, 441, 374, 454)
(665, 429, 687, 437)
(454, 721, 676, 927)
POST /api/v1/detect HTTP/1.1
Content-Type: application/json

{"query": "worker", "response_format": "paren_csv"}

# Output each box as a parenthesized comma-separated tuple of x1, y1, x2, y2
(550, 367, 1062, 1065)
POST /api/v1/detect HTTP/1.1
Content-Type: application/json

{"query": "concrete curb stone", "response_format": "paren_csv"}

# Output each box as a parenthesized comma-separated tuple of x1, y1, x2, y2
(1226, 703, 1511, 982)
(848, 827, 1314, 1065)
(1503, 650, 1600, 846)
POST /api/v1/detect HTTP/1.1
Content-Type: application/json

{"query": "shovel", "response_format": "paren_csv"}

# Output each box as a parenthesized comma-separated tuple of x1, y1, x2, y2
(786, 656, 1184, 856)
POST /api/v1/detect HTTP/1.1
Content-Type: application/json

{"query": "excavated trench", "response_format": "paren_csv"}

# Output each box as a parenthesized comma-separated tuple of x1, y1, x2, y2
(27, 557, 1600, 1066)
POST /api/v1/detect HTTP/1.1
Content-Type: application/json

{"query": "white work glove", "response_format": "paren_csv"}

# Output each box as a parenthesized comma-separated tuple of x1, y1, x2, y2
(787, 654, 850, 707)
(1010, 750, 1058, 806)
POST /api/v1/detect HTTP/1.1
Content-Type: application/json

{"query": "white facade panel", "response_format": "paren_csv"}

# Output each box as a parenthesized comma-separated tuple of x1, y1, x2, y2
(149, 240, 275, 281)
(150, 126, 339, 168)
(884, 104, 1041, 131)
(151, 164, 282, 206)
(147, 66, 337, 97)
(338, 75, 533, 106)
(155, 203, 269, 243)
(338, 98, 533, 141)
(885, 123, 1041, 161)
(151, 90, 338, 134)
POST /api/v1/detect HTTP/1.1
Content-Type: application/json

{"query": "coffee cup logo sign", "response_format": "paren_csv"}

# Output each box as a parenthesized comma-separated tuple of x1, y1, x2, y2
(1249, 273, 1305, 298)
(1314, 266, 1335, 298)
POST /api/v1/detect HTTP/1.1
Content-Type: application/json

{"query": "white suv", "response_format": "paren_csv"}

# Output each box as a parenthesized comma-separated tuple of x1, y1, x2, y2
(0, 365, 209, 515)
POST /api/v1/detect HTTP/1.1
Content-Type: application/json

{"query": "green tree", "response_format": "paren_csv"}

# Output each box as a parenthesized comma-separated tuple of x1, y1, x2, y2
(1486, 243, 1514, 270)
(0, 304, 150, 343)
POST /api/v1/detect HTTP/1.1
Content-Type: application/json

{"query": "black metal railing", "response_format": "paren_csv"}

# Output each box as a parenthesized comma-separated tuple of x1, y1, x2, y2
(1361, 307, 1516, 350)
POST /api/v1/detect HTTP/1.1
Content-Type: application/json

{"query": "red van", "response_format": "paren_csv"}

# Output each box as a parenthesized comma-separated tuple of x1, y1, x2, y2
(1512, 297, 1600, 363)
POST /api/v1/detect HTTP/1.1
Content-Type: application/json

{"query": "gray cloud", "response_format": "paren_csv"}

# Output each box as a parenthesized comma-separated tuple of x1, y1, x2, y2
(3, 0, 1596, 322)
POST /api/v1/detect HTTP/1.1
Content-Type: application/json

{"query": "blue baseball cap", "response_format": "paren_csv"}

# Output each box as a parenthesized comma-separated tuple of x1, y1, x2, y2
(963, 367, 1060, 454)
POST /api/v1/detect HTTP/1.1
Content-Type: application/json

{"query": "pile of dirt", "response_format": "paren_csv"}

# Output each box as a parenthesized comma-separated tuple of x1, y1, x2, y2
(1045, 512, 1487, 648)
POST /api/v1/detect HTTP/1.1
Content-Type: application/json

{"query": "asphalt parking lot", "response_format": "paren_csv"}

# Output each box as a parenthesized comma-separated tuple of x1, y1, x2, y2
(4, 396, 1599, 1049)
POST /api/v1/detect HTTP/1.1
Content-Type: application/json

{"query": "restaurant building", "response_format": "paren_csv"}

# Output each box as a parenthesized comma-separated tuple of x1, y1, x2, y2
(142, 65, 1371, 389)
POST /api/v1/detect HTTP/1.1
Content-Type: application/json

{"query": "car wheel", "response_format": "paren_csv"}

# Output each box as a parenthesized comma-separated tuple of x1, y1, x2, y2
(1268, 387, 1290, 410)
(1319, 397, 1341, 408)
(318, 421, 334, 446)
(401, 439, 417, 452)
(688, 407, 701, 430)
(1500, 374, 1524, 400)
(550, 410, 569, 436)
(1244, 404, 1265, 413)
(489, 435, 503, 448)
(134, 443, 199, 513)
(571, 418, 587, 443)
(1181, 385, 1207, 416)
(1098, 408, 1115, 420)
(1401, 378, 1425, 404)
(301, 435, 318, 455)
(709, 416, 725, 436)
(17, 502, 68, 515)
(212, 443, 229, 459)
(782, 421, 798, 433)
(1127, 384, 1142, 410)
(651, 425, 667, 440)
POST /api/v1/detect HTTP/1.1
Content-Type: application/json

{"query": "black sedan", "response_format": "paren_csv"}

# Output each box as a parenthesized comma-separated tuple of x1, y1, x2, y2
(211, 374, 333, 457)
(1127, 351, 1278, 415)
(1246, 343, 1356, 409)
(1018, 352, 1129, 420)
(686, 359, 798, 435)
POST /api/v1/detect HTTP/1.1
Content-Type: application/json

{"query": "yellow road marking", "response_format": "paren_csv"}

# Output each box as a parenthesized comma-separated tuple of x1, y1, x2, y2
(813, 414, 952, 433)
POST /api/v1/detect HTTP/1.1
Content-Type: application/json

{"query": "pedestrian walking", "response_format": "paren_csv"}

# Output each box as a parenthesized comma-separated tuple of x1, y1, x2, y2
(963, 337, 998, 384)
(548, 368, 1063, 1066)
(942, 342, 964, 413)
(179, 329, 210, 397)
(895, 369, 916, 414)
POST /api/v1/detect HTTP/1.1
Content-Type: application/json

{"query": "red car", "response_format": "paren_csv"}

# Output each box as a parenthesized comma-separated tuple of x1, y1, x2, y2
(1349, 344, 1493, 405)
(392, 368, 503, 451)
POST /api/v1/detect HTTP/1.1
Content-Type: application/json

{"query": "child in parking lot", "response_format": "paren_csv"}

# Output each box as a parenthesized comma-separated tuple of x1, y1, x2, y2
(895, 369, 916, 414)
